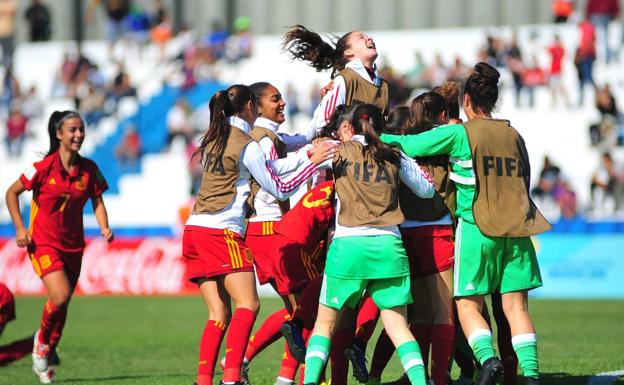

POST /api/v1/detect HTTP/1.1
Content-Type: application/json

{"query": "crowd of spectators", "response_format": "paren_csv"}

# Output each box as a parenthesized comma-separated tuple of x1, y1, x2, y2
(2, 0, 624, 219)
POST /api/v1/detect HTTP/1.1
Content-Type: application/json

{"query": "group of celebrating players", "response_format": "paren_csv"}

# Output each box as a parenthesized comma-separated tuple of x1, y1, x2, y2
(1, 25, 550, 385)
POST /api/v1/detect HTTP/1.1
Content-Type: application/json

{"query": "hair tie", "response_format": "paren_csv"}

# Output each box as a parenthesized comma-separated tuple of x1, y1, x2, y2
(361, 114, 369, 121)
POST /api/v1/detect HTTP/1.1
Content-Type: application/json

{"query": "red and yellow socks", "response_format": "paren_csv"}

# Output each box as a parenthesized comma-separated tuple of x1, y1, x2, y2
(196, 320, 227, 385)
(244, 308, 290, 362)
(222, 308, 257, 383)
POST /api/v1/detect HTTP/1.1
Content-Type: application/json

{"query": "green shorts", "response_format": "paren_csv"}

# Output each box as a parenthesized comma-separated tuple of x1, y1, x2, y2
(319, 274, 412, 310)
(325, 235, 410, 279)
(454, 218, 543, 297)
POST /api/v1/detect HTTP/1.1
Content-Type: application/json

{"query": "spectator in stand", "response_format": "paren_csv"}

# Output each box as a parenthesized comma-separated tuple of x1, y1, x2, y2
(80, 83, 106, 126)
(506, 34, 525, 108)
(0, 0, 16, 68)
(204, 21, 229, 60)
(595, 83, 618, 118)
(547, 34, 570, 107)
(285, 83, 300, 117)
(483, 34, 506, 68)
(115, 124, 142, 166)
(87, 0, 130, 59)
(225, 16, 253, 62)
(423, 53, 447, 90)
(166, 97, 193, 149)
(406, 52, 427, 89)
(124, 5, 151, 57)
(21, 85, 43, 120)
(151, 0, 166, 25)
(24, 0, 51, 42)
(522, 55, 546, 108)
(576, 19, 597, 105)
(150, 6, 172, 60)
(109, 65, 137, 102)
(590, 152, 622, 212)
(590, 83, 623, 147)
(532, 155, 562, 199)
(586, 0, 620, 63)
(5, 103, 28, 157)
(447, 56, 471, 83)
(553, 179, 578, 218)
(308, 81, 321, 117)
(1, 66, 20, 114)
(552, 0, 574, 23)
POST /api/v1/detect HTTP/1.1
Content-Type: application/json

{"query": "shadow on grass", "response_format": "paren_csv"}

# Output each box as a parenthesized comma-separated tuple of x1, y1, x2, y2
(540, 372, 624, 385)
(56, 373, 187, 383)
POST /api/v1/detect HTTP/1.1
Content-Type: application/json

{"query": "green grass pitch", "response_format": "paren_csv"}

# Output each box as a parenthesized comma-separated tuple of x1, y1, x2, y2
(0, 297, 623, 384)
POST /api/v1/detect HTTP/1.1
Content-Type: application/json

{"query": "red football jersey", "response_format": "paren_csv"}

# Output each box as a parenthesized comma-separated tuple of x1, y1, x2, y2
(273, 181, 335, 251)
(20, 151, 108, 253)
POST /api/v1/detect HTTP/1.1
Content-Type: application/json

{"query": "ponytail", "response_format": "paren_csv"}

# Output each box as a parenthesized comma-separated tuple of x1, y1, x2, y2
(352, 104, 400, 167)
(282, 25, 353, 78)
(407, 92, 447, 134)
(315, 104, 357, 140)
(194, 84, 255, 163)
(46, 110, 84, 156)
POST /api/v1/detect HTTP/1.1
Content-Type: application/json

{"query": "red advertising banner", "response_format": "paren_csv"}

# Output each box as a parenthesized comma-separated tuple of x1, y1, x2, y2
(0, 237, 196, 295)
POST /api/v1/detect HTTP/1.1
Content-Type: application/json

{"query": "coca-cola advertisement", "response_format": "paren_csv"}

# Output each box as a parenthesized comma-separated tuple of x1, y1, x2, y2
(0, 237, 196, 295)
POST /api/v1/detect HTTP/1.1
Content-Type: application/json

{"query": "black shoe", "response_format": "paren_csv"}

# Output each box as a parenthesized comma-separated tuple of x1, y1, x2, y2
(280, 321, 306, 363)
(218, 381, 243, 385)
(49, 348, 60, 366)
(478, 357, 504, 385)
(345, 344, 369, 383)
(525, 377, 539, 385)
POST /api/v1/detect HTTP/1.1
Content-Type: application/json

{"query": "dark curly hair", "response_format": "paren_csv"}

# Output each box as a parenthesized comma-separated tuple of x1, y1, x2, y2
(464, 62, 500, 114)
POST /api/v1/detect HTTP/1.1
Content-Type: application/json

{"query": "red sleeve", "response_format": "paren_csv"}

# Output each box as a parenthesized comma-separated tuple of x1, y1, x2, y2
(19, 161, 43, 191)
(89, 163, 109, 198)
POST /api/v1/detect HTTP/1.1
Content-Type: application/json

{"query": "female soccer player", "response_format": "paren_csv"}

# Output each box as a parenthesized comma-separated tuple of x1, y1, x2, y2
(301, 104, 435, 385)
(237, 81, 323, 382)
(5, 110, 113, 384)
(382, 63, 550, 385)
(183, 84, 336, 385)
(370, 93, 456, 385)
(282, 25, 389, 131)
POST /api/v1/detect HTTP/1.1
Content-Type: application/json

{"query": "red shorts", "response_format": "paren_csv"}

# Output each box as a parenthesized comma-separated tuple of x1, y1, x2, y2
(272, 234, 326, 296)
(0, 284, 15, 327)
(245, 221, 279, 285)
(183, 225, 254, 282)
(30, 245, 83, 286)
(401, 225, 454, 278)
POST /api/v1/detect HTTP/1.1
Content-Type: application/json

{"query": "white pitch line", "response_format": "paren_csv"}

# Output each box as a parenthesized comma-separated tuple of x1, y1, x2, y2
(587, 369, 624, 385)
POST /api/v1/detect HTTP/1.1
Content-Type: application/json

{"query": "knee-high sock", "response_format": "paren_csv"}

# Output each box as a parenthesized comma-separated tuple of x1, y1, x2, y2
(467, 329, 495, 366)
(512, 334, 539, 379)
(330, 329, 353, 385)
(355, 295, 380, 345)
(223, 308, 257, 382)
(48, 307, 68, 351)
(0, 336, 34, 367)
(430, 324, 455, 385)
(397, 340, 426, 385)
(369, 329, 395, 380)
(245, 308, 290, 362)
(196, 320, 227, 385)
(40, 300, 66, 344)
(303, 335, 330, 385)
(409, 323, 431, 375)
(278, 327, 311, 382)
